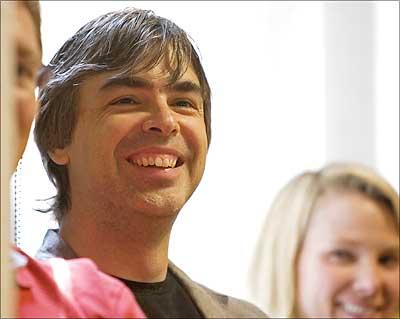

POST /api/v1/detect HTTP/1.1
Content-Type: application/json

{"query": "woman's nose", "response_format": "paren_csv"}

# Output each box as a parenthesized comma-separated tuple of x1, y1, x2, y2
(353, 260, 385, 299)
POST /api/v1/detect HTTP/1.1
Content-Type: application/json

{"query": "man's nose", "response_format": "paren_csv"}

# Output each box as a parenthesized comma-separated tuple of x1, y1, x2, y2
(353, 260, 384, 299)
(142, 100, 179, 137)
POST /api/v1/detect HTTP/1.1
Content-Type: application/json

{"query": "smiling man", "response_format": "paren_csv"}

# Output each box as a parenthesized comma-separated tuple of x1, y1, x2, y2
(34, 8, 266, 318)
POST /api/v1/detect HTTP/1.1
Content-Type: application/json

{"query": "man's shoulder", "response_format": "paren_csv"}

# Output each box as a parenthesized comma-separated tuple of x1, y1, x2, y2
(37, 230, 267, 317)
(195, 281, 268, 319)
(168, 262, 268, 318)
(36, 229, 78, 260)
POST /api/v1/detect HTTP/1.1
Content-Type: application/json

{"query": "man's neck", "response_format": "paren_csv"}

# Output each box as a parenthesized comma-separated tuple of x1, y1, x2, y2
(59, 209, 173, 283)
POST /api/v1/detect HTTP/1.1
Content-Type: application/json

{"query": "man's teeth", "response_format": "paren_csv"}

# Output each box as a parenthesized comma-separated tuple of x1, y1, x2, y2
(342, 303, 374, 315)
(130, 156, 177, 168)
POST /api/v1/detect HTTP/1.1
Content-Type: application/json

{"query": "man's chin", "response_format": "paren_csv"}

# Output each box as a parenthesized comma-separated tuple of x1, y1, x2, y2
(132, 193, 183, 218)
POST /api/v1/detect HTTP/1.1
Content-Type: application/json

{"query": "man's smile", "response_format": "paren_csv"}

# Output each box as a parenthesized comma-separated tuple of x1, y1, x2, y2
(125, 147, 185, 171)
(128, 154, 178, 168)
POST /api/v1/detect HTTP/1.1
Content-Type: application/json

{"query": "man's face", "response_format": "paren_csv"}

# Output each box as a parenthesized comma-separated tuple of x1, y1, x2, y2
(13, 3, 42, 166)
(52, 62, 208, 225)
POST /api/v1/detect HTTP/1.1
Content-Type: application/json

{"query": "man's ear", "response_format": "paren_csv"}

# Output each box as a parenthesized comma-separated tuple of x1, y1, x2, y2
(48, 148, 69, 165)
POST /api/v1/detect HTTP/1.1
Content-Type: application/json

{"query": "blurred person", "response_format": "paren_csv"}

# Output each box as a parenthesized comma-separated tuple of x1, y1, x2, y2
(251, 162, 399, 318)
(33, 7, 266, 318)
(7, 1, 145, 317)
(13, 0, 42, 168)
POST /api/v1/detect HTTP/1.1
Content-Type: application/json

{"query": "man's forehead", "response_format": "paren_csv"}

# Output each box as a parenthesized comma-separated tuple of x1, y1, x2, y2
(82, 64, 201, 91)
(114, 64, 200, 85)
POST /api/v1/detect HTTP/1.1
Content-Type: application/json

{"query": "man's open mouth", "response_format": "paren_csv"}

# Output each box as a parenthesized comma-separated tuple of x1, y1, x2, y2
(127, 154, 184, 169)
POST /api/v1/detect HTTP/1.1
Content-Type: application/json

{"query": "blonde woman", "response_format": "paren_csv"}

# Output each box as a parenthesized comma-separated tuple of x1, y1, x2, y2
(251, 163, 399, 318)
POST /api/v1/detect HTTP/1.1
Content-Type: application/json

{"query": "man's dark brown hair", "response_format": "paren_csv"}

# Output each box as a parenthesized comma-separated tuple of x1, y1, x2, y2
(34, 8, 212, 223)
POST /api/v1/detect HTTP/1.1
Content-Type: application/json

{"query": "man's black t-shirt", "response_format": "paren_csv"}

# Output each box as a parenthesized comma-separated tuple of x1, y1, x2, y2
(117, 270, 202, 318)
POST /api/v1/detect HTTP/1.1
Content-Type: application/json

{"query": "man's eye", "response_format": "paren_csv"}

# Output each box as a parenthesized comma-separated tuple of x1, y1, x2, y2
(111, 97, 139, 105)
(173, 100, 194, 108)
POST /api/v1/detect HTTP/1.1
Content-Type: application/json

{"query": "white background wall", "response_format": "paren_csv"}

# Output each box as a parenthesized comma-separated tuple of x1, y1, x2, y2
(15, 1, 398, 304)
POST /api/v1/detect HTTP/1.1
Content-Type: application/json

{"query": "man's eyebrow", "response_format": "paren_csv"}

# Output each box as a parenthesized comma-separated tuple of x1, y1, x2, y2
(167, 81, 202, 95)
(99, 76, 202, 96)
(100, 76, 153, 91)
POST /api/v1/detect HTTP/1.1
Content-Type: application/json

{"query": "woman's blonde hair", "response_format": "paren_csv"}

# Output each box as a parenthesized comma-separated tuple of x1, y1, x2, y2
(250, 162, 399, 318)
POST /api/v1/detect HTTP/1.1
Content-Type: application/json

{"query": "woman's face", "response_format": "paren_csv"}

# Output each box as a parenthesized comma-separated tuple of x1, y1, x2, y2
(296, 190, 399, 318)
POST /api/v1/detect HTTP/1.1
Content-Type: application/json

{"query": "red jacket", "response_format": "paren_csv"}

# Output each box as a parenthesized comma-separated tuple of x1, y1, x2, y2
(15, 248, 146, 318)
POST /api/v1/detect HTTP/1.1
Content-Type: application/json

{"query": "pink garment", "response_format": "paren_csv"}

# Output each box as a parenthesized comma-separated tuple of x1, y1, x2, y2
(15, 247, 146, 318)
